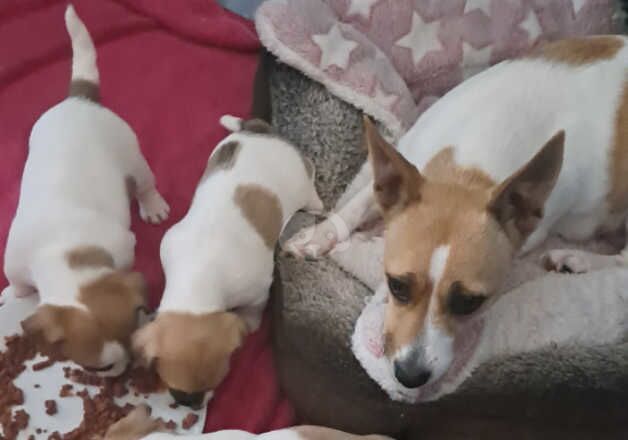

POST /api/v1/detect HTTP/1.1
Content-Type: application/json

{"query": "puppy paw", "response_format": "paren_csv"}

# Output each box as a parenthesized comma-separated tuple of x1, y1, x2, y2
(542, 249, 592, 274)
(283, 215, 350, 259)
(138, 189, 170, 224)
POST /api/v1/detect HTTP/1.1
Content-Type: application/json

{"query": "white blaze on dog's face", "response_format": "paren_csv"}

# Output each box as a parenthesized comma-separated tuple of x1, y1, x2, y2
(132, 311, 247, 407)
(22, 271, 147, 377)
(363, 117, 564, 388)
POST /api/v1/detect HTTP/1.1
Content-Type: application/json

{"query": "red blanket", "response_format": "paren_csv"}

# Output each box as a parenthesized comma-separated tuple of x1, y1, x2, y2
(0, 0, 293, 433)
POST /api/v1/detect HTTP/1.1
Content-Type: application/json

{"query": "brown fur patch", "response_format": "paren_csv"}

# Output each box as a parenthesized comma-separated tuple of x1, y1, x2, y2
(533, 36, 624, 66)
(22, 271, 146, 368)
(608, 80, 628, 213)
(66, 246, 114, 270)
(241, 118, 273, 134)
(234, 183, 283, 249)
(132, 311, 247, 393)
(69, 79, 100, 102)
(202, 141, 241, 181)
(422, 147, 495, 189)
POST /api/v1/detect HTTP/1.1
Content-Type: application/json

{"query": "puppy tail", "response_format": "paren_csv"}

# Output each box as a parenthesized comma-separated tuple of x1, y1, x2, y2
(65, 4, 100, 102)
(220, 114, 243, 132)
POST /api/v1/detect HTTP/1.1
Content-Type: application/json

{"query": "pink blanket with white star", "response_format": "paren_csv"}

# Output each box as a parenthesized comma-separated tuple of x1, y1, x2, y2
(256, 0, 622, 138)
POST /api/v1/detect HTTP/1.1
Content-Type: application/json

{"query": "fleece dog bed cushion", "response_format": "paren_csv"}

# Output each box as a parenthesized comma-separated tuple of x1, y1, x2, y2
(0, 0, 292, 434)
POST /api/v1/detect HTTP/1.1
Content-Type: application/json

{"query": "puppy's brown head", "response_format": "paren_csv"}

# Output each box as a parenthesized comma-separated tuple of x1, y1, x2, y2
(22, 271, 147, 376)
(132, 311, 247, 407)
(363, 117, 564, 388)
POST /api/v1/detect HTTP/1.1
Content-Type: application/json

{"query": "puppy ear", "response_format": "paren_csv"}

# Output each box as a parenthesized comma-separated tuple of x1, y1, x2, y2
(488, 131, 565, 245)
(123, 271, 148, 308)
(21, 305, 65, 344)
(222, 312, 248, 351)
(132, 321, 160, 367)
(363, 116, 423, 217)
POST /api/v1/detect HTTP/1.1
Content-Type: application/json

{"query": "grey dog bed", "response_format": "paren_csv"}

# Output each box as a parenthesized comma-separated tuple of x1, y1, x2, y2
(259, 54, 628, 439)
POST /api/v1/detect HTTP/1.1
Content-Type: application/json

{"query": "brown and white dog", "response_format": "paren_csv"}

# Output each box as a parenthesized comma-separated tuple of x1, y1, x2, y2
(133, 116, 323, 407)
(286, 36, 628, 388)
(2, 5, 169, 376)
(100, 405, 391, 440)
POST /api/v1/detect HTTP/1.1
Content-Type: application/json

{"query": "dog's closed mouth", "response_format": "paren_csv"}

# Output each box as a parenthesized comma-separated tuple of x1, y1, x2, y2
(84, 363, 114, 373)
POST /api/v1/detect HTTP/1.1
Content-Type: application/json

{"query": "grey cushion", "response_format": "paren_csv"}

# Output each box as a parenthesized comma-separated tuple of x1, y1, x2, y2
(269, 60, 628, 440)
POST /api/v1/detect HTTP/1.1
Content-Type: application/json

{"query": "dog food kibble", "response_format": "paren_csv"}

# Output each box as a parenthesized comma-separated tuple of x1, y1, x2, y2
(28, 435, 35, 440)
(164, 420, 177, 430)
(168, 402, 179, 409)
(48, 432, 62, 440)
(182, 413, 199, 430)
(45, 399, 58, 415)
(34, 384, 40, 389)
(59, 384, 74, 397)
(32, 357, 56, 371)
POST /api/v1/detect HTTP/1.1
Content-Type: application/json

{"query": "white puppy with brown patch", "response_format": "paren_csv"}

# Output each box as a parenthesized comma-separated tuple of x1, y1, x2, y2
(286, 36, 628, 389)
(2, 5, 169, 377)
(133, 116, 323, 407)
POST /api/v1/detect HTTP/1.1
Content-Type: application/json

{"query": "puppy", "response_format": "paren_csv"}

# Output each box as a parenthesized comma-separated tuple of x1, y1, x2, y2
(3, 5, 169, 376)
(286, 36, 628, 388)
(133, 116, 323, 406)
(101, 405, 391, 440)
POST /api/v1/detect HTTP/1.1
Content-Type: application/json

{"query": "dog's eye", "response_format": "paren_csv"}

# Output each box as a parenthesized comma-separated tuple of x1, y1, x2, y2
(447, 282, 486, 316)
(387, 275, 411, 304)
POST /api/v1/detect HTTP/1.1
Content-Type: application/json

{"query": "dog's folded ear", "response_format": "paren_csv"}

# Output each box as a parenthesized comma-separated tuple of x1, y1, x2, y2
(363, 116, 423, 218)
(132, 321, 160, 367)
(21, 305, 65, 344)
(488, 130, 565, 245)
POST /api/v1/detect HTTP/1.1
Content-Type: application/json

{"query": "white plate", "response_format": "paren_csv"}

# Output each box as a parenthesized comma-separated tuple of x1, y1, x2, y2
(0, 289, 208, 439)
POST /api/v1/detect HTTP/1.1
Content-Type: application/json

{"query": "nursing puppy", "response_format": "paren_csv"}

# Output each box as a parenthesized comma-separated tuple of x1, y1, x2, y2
(286, 36, 628, 388)
(3, 5, 169, 376)
(133, 115, 323, 406)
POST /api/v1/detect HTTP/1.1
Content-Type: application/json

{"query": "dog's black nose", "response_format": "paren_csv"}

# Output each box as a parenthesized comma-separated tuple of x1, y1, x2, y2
(394, 361, 432, 388)
(169, 388, 204, 408)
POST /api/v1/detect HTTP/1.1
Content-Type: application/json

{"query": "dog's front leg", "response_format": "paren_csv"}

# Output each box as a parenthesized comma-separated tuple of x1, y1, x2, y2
(284, 183, 378, 259)
(542, 219, 628, 274)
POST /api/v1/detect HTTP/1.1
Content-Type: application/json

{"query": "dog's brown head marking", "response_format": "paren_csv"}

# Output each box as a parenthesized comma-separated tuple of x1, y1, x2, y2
(533, 36, 624, 66)
(364, 116, 564, 385)
(132, 311, 247, 395)
(234, 183, 283, 249)
(69, 79, 100, 102)
(202, 141, 241, 181)
(22, 271, 147, 370)
(66, 246, 114, 270)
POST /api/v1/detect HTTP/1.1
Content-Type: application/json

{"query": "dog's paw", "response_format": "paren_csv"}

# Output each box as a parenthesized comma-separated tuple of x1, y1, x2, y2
(138, 189, 170, 224)
(283, 215, 350, 259)
(541, 249, 592, 274)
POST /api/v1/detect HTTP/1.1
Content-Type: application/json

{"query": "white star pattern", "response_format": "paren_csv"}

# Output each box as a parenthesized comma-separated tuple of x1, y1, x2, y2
(520, 9, 542, 41)
(347, 0, 379, 19)
(396, 12, 443, 66)
(462, 42, 491, 79)
(312, 24, 358, 70)
(464, 0, 492, 16)
(372, 82, 398, 109)
(572, 0, 587, 14)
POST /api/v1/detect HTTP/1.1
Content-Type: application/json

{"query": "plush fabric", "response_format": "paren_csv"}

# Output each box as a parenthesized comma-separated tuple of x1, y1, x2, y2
(0, 0, 293, 433)
(258, 0, 621, 138)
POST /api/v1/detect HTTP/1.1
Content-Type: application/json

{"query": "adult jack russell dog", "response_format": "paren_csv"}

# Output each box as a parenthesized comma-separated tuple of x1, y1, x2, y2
(2, 5, 169, 377)
(286, 36, 628, 389)
(133, 116, 323, 407)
